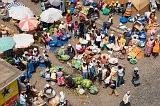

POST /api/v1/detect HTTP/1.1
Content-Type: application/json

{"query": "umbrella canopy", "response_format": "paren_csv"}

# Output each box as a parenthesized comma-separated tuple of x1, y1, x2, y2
(18, 17, 39, 31)
(6, 2, 25, 10)
(13, 34, 34, 48)
(2, 0, 15, 3)
(48, 0, 61, 6)
(40, 8, 62, 23)
(0, 37, 15, 53)
(9, 6, 34, 20)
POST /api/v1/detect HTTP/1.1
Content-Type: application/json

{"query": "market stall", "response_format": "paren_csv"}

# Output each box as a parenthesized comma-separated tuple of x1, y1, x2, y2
(0, 59, 23, 106)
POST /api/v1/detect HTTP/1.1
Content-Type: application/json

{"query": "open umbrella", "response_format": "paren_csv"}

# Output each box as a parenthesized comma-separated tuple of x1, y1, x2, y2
(13, 34, 34, 48)
(48, 0, 61, 6)
(2, 0, 15, 3)
(18, 17, 39, 31)
(9, 6, 34, 20)
(40, 8, 62, 23)
(0, 37, 15, 53)
(5, 2, 25, 10)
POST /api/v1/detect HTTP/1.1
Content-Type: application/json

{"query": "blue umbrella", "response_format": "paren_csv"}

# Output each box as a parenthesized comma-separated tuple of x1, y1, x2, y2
(0, 37, 15, 53)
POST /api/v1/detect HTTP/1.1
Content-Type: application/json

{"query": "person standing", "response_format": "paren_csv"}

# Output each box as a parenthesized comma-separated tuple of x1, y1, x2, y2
(152, 38, 160, 58)
(120, 91, 131, 106)
(82, 63, 88, 79)
(109, 77, 118, 96)
(19, 90, 27, 106)
(89, 63, 96, 84)
(132, 67, 140, 87)
(73, 21, 79, 38)
(117, 65, 125, 87)
(144, 36, 155, 57)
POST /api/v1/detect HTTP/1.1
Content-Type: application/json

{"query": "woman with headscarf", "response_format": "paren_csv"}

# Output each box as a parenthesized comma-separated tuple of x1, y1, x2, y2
(144, 36, 155, 57)
(132, 67, 140, 87)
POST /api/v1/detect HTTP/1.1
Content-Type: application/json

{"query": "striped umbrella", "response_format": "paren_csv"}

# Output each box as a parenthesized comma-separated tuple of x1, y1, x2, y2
(13, 34, 34, 48)
(18, 17, 39, 31)
(0, 37, 15, 53)
(5, 2, 25, 10)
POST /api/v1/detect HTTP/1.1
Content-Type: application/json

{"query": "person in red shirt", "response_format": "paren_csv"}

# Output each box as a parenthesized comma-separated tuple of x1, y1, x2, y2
(101, 55, 108, 64)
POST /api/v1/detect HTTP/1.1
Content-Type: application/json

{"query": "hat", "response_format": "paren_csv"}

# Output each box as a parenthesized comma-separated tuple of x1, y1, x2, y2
(85, 18, 89, 21)
(116, 1, 118, 3)
(112, 1, 115, 3)
(68, 44, 71, 46)
(127, 91, 130, 95)
(118, 35, 122, 39)
(34, 48, 37, 51)
(89, 63, 93, 67)
(151, 9, 156, 12)
(24, 51, 28, 54)
(61, 21, 64, 24)
(45, 84, 50, 88)
(90, 6, 93, 8)
(92, 58, 95, 60)
(95, 8, 98, 10)
(137, 14, 140, 16)
(151, 36, 154, 39)
(128, 0, 131, 2)
(61, 46, 64, 49)
(21, 90, 26, 94)
(98, 68, 102, 70)
(46, 68, 50, 71)
(60, 91, 64, 96)
(91, 28, 94, 31)
(134, 67, 138, 70)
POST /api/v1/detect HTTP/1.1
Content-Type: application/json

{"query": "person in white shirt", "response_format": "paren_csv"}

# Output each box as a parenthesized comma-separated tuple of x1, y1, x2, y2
(19, 90, 27, 106)
(82, 63, 88, 79)
(117, 65, 125, 87)
(122, 91, 131, 105)
(96, 33, 102, 48)
(76, 41, 86, 53)
(59, 21, 66, 30)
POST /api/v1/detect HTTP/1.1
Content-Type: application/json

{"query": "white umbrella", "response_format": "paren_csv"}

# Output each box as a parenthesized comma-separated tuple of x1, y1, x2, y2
(40, 8, 62, 23)
(9, 6, 34, 20)
(13, 34, 34, 48)
(2, 0, 15, 3)
(48, 0, 61, 6)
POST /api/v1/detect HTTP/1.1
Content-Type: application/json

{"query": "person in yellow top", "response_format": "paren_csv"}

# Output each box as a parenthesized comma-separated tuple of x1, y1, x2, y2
(114, 1, 120, 14)
(117, 35, 126, 49)
(152, 38, 160, 58)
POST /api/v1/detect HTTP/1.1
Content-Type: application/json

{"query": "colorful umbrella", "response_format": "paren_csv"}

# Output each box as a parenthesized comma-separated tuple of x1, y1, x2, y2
(13, 34, 34, 48)
(5, 2, 25, 10)
(0, 37, 15, 53)
(48, 0, 61, 6)
(9, 6, 34, 20)
(40, 8, 62, 23)
(18, 17, 39, 31)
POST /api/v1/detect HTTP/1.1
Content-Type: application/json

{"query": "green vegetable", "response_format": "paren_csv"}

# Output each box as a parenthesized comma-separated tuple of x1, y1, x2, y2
(57, 48, 65, 56)
(81, 79, 92, 89)
(73, 76, 83, 84)
(89, 86, 99, 94)
(71, 59, 82, 70)
(61, 55, 70, 61)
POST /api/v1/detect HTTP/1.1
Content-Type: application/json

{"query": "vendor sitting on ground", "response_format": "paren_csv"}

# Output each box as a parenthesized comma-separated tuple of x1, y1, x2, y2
(65, 44, 76, 59)
(87, 6, 94, 19)
(76, 41, 86, 53)
(44, 84, 54, 99)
